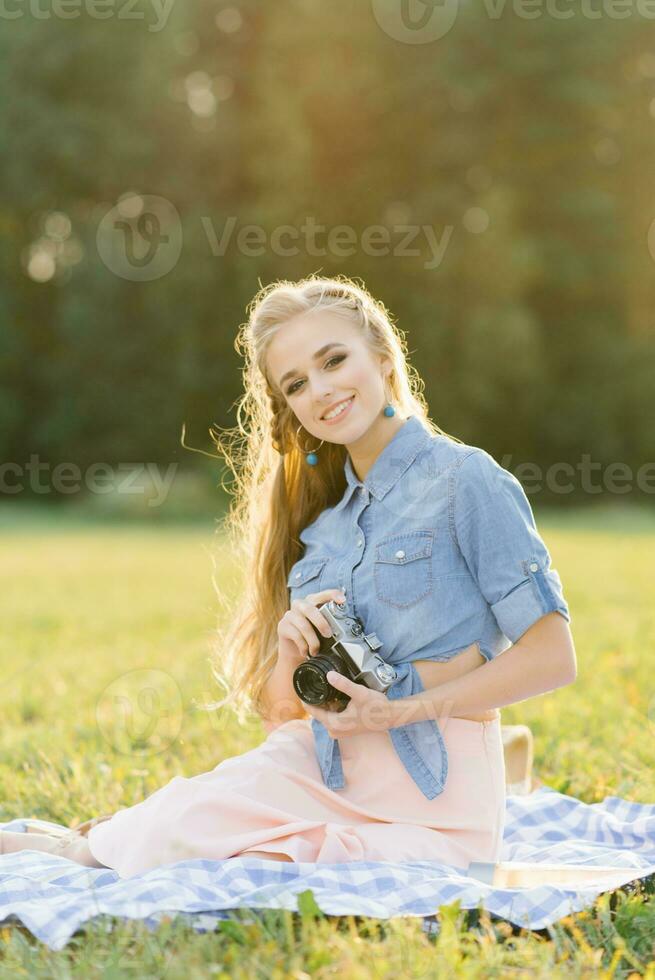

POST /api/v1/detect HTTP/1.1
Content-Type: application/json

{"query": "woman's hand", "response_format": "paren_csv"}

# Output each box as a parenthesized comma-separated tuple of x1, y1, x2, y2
(277, 588, 346, 662)
(277, 587, 394, 736)
(303, 672, 394, 738)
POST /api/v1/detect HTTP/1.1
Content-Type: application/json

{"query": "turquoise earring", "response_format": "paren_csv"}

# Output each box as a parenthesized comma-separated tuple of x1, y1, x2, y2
(383, 379, 396, 417)
(296, 423, 324, 466)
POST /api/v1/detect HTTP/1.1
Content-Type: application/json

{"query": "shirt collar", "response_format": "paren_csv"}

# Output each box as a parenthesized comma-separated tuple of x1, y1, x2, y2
(343, 414, 433, 503)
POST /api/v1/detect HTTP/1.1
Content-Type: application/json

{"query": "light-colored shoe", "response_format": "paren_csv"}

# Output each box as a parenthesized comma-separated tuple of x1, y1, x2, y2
(22, 819, 72, 838)
(19, 814, 115, 838)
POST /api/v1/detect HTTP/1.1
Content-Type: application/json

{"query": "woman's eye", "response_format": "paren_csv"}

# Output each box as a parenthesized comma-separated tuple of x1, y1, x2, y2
(286, 354, 346, 395)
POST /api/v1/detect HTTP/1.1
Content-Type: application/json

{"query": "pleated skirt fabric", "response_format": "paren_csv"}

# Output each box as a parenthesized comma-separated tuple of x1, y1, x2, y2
(87, 716, 506, 879)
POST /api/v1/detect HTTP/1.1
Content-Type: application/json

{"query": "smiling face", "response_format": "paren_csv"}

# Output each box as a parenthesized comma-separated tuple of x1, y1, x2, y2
(265, 310, 392, 445)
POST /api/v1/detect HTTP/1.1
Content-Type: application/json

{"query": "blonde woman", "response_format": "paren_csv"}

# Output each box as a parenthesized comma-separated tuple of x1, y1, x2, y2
(0, 274, 576, 875)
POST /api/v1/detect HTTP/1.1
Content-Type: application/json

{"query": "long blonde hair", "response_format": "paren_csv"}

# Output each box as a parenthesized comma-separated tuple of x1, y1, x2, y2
(205, 273, 462, 724)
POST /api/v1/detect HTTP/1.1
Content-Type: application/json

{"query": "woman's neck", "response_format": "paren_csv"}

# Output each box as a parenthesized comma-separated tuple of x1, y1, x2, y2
(346, 414, 408, 482)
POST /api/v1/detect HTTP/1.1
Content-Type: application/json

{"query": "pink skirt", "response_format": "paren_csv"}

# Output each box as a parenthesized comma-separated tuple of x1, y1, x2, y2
(87, 716, 506, 879)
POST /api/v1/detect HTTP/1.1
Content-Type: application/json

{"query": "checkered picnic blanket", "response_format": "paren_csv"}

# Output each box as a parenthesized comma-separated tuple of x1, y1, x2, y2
(1, 785, 654, 951)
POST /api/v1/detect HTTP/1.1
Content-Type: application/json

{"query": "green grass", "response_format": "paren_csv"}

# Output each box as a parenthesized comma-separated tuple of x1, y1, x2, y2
(1, 505, 655, 977)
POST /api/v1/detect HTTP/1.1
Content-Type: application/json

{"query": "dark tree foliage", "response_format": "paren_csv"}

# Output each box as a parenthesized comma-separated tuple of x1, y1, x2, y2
(1, 0, 654, 504)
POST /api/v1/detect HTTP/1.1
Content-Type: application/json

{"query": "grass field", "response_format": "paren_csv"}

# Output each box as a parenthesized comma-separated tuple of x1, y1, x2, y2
(1, 503, 655, 977)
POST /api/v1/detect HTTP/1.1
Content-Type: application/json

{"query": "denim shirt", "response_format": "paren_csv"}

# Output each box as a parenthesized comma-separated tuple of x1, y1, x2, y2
(286, 414, 572, 800)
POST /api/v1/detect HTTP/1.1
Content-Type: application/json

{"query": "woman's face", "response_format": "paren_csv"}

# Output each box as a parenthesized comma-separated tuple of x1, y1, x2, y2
(265, 310, 391, 445)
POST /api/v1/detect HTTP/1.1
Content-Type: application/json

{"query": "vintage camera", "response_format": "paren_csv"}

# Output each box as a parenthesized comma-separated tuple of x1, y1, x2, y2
(292, 600, 398, 712)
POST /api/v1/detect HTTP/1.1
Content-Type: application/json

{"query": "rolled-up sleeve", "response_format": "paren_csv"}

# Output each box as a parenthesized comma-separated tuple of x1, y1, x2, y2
(453, 449, 572, 643)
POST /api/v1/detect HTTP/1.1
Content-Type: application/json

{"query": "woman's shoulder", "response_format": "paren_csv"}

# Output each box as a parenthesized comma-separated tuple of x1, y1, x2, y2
(420, 435, 528, 514)
(424, 431, 498, 477)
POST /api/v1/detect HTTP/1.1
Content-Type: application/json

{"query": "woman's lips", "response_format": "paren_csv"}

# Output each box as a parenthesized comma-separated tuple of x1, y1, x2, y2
(321, 395, 355, 425)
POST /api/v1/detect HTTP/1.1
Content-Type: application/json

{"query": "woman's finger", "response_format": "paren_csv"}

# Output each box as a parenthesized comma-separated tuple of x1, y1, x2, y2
(291, 598, 333, 640)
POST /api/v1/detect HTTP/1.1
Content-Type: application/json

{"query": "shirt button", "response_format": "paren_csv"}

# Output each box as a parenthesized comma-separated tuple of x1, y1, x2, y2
(295, 572, 301, 579)
(357, 539, 363, 547)
(395, 549, 405, 559)
(359, 487, 367, 498)
(529, 562, 539, 572)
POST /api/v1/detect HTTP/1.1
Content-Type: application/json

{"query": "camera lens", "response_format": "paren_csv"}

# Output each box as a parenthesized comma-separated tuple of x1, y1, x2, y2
(293, 660, 331, 705)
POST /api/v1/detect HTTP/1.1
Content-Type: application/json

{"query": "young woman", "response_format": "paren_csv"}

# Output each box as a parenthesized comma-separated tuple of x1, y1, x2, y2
(0, 274, 576, 876)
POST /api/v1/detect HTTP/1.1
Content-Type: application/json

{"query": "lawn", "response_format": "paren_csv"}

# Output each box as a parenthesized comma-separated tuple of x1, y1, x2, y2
(1, 503, 654, 977)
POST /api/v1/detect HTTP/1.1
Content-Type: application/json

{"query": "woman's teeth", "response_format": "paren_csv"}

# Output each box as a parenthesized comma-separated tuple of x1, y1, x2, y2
(323, 396, 354, 420)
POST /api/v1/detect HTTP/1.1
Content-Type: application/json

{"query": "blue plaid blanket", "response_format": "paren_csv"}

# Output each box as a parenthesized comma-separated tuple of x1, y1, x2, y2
(1, 785, 654, 951)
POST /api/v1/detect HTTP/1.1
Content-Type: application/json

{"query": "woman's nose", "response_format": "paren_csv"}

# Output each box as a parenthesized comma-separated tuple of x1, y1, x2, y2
(310, 377, 334, 401)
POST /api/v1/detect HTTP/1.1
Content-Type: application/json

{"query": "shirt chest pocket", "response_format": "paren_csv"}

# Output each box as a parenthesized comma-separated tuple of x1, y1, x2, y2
(373, 530, 434, 609)
(287, 556, 329, 599)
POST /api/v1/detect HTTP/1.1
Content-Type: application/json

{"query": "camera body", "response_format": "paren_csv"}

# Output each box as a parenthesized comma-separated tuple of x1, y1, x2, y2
(292, 599, 398, 713)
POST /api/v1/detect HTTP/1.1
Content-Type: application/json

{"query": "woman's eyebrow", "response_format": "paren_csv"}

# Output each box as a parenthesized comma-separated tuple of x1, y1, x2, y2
(279, 342, 348, 387)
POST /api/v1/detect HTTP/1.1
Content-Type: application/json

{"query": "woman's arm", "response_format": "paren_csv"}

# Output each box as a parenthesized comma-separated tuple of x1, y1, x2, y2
(260, 649, 309, 732)
(388, 612, 577, 728)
